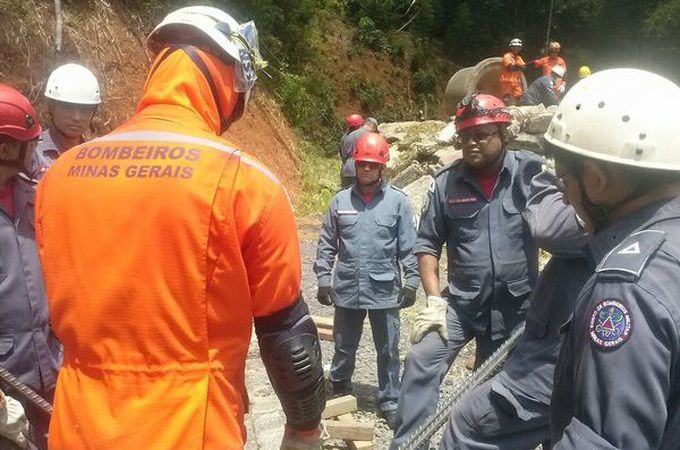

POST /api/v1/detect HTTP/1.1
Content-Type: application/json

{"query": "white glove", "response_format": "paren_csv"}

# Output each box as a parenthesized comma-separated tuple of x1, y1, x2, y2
(0, 390, 28, 449)
(280, 424, 323, 450)
(557, 83, 566, 95)
(410, 295, 448, 344)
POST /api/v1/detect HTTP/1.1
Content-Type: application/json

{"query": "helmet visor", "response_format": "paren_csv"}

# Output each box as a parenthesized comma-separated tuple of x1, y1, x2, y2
(224, 21, 268, 94)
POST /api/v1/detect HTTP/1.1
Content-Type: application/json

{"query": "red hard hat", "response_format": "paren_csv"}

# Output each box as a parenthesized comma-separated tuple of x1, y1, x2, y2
(354, 132, 389, 164)
(345, 113, 363, 128)
(0, 84, 41, 142)
(454, 92, 511, 132)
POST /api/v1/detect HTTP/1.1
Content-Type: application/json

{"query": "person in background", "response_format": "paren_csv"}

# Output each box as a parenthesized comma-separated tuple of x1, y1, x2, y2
(315, 132, 418, 430)
(339, 116, 380, 188)
(499, 38, 526, 105)
(523, 65, 565, 106)
(0, 83, 60, 450)
(32, 63, 100, 180)
(339, 113, 364, 187)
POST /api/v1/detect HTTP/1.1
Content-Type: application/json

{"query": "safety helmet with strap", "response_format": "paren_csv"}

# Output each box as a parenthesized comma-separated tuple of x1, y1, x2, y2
(354, 132, 389, 164)
(454, 92, 511, 132)
(345, 114, 363, 128)
(549, 41, 561, 52)
(147, 6, 267, 131)
(509, 38, 522, 48)
(0, 83, 41, 170)
(45, 64, 101, 105)
(545, 68, 680, 171)
(551, 65, 565, 78)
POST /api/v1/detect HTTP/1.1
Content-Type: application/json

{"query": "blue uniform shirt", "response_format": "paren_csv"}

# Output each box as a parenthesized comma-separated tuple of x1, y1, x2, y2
(523, 75, 559, 107)
(0, 175, 61, 396)
(415, 150, 544, 339)
(31, 128, 68, 180)
(314, 182, 419, 309)
(552, 196, 680, 450)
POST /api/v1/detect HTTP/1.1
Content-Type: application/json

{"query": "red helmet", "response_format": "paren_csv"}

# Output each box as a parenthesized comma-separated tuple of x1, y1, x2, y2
(354, 132, 389, 164)
(345, 113, 363, 129)
(0, 84, 41, 142)
(454, 92, 511, 132)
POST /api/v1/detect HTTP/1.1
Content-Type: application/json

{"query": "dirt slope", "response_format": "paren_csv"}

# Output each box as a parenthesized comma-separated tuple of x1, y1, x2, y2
(0, 0, 300, 194)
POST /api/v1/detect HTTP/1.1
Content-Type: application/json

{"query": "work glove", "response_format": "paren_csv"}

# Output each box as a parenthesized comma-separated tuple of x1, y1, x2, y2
(316, 286, 335, 306)
(556, 83, 566, 95)
(280, 424, 323, 450)
(0, 390, 28, 449)
(410, 295, 448, 344)
(398, 286, 417, 309)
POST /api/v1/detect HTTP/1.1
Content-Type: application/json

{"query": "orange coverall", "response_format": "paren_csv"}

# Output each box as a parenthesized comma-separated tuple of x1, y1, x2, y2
(36, 48, 301, 449)
(500, 52, 526, 98)
(534, 55, 567, 76)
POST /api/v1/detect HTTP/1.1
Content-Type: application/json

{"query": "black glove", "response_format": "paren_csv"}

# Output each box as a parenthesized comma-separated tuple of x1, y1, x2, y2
(398, 286, 417, 308)
(317, 286, 335, 306)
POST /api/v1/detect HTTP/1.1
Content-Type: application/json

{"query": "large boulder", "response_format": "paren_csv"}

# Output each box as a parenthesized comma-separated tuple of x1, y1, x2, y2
(402, 175, 434, 228)
(507, 133, 546, 154)
(379, 120, 446, 145)
(436, 121, 457, 144)
(390, 162, 427, 189)
(524, 112, 554, 134)
(434, 147, 462, 166)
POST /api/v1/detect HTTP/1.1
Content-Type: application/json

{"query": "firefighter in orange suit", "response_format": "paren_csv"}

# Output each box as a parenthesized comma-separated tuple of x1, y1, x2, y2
(35, 6, 325, 450)
(499, 38, 526, 105)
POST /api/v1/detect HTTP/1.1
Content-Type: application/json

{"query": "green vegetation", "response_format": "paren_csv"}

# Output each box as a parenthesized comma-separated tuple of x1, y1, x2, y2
(117, 0, 680, 213)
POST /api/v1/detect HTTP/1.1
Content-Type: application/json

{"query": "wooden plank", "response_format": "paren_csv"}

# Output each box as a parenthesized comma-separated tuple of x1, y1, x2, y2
(348, 441, 373, 450)
(317, 328, 334, 341)
(321, 395, 357, 419)
(323, 420, 374, 441)
(312, 315, 334, 329)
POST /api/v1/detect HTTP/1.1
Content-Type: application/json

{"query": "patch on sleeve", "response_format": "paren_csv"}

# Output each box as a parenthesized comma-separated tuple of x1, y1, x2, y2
(589, 300, 632, 349)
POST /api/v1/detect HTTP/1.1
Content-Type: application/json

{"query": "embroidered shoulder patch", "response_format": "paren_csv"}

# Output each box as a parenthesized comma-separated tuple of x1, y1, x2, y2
(589, 300, 632, 349)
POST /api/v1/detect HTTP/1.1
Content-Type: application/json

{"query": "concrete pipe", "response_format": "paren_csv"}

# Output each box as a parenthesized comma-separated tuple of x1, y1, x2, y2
(444, 57, 528, 113)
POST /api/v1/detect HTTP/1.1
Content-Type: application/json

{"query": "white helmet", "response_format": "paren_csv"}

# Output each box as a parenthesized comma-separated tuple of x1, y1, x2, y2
(509, 38, 523, 47)
(551, 64, 565, 78)
(146, 6, 266, 97)
(545, 68, 680, 171)
(45, 63, 101, 105)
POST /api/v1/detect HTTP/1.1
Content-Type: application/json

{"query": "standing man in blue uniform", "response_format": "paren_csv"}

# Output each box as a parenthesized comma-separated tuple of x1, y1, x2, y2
(0, 84, 61, 449)
(315, 132, 419, 429)
(31, 63, 100, 180)
(390, 93, 547, 449)
(547, 69, 680, 449)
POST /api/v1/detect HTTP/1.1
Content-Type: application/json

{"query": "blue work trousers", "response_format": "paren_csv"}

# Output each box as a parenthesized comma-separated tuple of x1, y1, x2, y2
(329, 306, 401, 412)
(390, 304, 504, 449)
(439, 381, 549, 449)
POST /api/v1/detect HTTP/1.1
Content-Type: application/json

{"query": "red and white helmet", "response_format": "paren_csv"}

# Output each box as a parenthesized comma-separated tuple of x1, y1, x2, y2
(454, 93, 511, 132)
(354, 132, 389, 164)
(345, 114, 363, 128)
(0, 83, 41, 142)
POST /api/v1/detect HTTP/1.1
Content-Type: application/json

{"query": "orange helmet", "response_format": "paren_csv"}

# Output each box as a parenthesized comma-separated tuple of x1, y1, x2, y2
(0, 83, 41, 142)
(454, 92, 511, 132)
(354, 132, 389, 164)
(345, 113, 363, 128)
